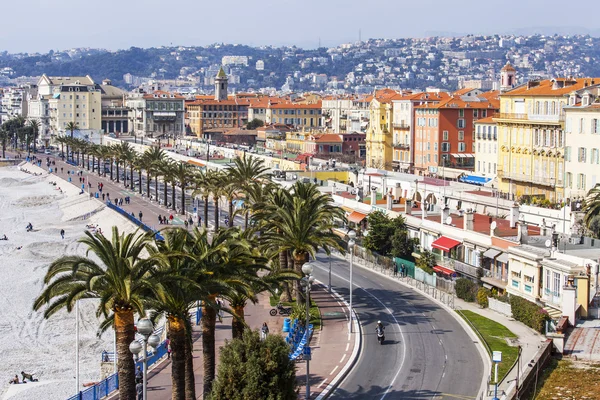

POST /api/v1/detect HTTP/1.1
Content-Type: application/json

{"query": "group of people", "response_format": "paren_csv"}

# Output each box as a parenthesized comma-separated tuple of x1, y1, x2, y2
(392, 263, 407, 277)
(25, 223, 33, 232)
(113, 197, 131, 206)
(8, 372, 38, 384)
(158, 214, 174, 225)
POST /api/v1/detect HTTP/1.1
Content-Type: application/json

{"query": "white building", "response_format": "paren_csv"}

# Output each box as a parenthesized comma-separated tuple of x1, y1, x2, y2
(321, 95, 370, 134)
(474, 116, 498, 178)
(564, 86, 600, 198)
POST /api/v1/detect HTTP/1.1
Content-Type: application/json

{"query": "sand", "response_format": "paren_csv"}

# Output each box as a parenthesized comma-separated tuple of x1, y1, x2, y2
(0, 164, 141, 400)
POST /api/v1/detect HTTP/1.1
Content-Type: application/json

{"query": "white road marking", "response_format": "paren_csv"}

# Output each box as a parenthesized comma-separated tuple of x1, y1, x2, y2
(330, 366, 339, 375)
(345, 343, 350, 352)
(340, 354, 347, 363)
(318, 379, 328, 389)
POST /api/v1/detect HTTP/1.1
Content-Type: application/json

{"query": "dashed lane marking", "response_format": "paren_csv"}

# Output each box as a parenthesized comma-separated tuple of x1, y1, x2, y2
(340, 354, 346, 363)
(329, 366, 339, 376)
(317, 379, 327, 389)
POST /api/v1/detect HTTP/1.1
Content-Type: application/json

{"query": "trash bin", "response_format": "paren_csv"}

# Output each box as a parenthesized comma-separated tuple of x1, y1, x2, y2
(283, 318, 291, 333)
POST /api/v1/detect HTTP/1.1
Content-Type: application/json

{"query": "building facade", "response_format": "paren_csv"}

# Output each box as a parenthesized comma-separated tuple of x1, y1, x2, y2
(127, 90, 185, 139)
(474, 116, 499, 178)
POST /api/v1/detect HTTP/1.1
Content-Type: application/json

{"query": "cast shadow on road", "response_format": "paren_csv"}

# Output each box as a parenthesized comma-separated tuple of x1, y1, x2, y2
(329, 384, 449, 399)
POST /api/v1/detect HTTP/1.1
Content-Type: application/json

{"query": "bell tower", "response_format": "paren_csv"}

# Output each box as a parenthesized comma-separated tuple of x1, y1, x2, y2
(215, 66, 228, 101)
(500, 62, 517, 93)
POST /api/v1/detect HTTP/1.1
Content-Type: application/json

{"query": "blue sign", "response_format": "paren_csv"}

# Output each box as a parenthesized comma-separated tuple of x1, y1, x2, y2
(303, 346, 311, 355)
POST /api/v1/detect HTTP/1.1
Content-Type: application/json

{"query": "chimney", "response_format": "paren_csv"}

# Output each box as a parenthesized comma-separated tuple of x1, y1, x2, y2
(386, 188, 393, 210)
(463, 209, 475, 231)
(517, 222, 528, 244)
(370, 188, 377, 206)
(441, 205, 450, 225)
(509, 203, 520, 228)
(405, 199, 412, 216)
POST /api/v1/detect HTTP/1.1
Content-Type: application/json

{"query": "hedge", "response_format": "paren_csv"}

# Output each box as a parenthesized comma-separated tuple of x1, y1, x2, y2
(456, 278, 477, 302)
(509, 296, 550, 333)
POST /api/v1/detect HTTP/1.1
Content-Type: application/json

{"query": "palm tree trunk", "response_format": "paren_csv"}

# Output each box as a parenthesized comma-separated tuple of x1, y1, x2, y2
(203, 197, 209, 228)
(213, 196, 219, 231)
(138, 170, 142, 194)
(154, 175, 159, 202)
(171, 183, 176, 211)
(184, 323, 195, 400)
(163, 179, 168, 207)
(231, 304, 246, 340)
(116, 161, 120, 183)
(110, 160, 114, 180)
(279, 250, 292, 302)
(146, 172, 151, 197)
(228, 199, 234, 227)
(293, 253, 308, 304)
(168, 316, 186, 400)
(202, 301, 217, 397)
(130, 164, 134, 190)
(181, 181, 186, 216)
(244, 209, 249, 230)
(115, 309, 136, 400)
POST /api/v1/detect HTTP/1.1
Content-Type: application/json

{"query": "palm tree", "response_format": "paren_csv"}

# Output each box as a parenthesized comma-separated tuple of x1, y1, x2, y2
(65, 122, 79, 161)
(260, 182, 346, 302)
(0, 127, 9, 158)
(208, 171, 227, 231)
(583, 185, 600, 227)
(33, 227, 154, 400)
(172, 162, 193, 215)
(157, 159, 174, 208)
(191, 169, 212, 229)
(118, 143, 137, 190)
(28, 119, 41, 154)
(146, 228, 199, 400)
(143, 146, 167, 201)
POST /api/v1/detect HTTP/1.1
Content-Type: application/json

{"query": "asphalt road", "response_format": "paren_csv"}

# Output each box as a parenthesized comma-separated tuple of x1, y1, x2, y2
(310, 253, 483, 400)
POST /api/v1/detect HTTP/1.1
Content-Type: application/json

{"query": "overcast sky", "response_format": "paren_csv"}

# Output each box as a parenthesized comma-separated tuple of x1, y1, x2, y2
(3, 0, 600, 53)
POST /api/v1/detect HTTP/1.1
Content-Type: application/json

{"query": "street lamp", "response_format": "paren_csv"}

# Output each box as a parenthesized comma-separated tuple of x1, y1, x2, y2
(301, 262, 315, 400)
(129, 318, 161, 400)
(347, 230, 356, 333)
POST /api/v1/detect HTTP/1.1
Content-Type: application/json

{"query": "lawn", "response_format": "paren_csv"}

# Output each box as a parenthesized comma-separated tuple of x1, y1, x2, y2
(270, 294, 321, 330)
(458, 310, 519, 383)
(528, 359, 600, 400)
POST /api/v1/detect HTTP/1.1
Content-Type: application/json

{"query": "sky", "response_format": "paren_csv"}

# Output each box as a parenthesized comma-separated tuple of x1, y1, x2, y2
(3, 0, 600, 53)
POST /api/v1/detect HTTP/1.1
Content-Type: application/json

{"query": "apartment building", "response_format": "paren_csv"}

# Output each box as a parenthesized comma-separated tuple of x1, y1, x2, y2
(127, 90, 185, 139)
(495, 77, 600, 201)
(322, 95, 370, 133)
(563, 87, 600, 198)
(365, 89, 401, 169)
(99, 79, 129, 135)
(474, 116, 499, 178)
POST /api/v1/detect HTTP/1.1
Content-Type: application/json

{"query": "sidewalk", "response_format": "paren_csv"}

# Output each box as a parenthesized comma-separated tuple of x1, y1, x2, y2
(145, 284, 356, 399)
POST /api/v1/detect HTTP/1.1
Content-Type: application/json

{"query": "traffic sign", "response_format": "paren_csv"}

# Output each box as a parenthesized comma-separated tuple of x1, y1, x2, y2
(493, 351, 502, 363)
(304, 346, 311, 355)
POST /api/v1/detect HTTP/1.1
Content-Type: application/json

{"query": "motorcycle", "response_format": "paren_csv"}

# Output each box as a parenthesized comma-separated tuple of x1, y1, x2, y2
(269, 302, 292, 316)
(376, 327, 385, 345)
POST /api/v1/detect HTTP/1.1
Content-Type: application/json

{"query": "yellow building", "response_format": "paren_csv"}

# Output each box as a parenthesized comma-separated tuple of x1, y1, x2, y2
(495, 77, 597, 201)
(365, 89, 400, 169)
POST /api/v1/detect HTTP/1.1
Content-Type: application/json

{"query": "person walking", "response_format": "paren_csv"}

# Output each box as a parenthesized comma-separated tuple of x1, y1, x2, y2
(184, 220, 189, 229)
(158, 215, 162, 225)
(60, 229, 65, 239)
(393, 264, 398, 277)
(102, 193, 105, 201)
(138, 211, 143, 221)
(197, 215, 202, 227)
(169, 214, 174, 223)
(166, 338, 172, 359)
(216, 298, 223, 323)
(261, 322, 269, 341)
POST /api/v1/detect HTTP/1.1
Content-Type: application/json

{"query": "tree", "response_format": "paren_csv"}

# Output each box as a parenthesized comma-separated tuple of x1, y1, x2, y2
(583, 184, 600, 229)
(416, 249, 436, 275)
(0, 127, 9, 158)
(191, 169, 212, 229)
(65, 121, 79, 161)
(33, 227, 153, 400)
(246, 118, 265, 130)
(362, 211, 417, 259)
(209, 329, 297, 400)
(28, 119, 41, 153)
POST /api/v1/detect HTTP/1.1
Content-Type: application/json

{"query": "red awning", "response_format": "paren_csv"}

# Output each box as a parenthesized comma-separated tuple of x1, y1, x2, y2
(433, 265, 455, 275)
(431, 236, 461, 252)
(348, 211, 368, 224)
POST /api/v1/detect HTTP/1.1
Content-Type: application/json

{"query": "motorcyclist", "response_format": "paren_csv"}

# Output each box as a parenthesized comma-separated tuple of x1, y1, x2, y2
(376, 320, 385, 334)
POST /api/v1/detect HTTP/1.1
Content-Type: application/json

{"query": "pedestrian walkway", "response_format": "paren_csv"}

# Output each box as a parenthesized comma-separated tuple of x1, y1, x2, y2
(564, 319, 600, 362)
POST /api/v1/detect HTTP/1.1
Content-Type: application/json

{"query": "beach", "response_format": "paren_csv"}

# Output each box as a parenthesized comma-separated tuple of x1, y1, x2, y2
(0, 162, 139, 400)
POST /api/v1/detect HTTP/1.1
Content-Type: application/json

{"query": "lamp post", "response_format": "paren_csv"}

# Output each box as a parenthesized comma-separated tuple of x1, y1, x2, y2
(301, 262, 315, 400)
(129, 318, 161, 400)
(347, 230, 356, 333)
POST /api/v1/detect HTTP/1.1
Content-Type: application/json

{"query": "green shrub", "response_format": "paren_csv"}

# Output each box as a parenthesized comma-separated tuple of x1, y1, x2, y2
(509, 296, 550, 333)
(456, 278, 477, 302)
(476, 287, 491, 308)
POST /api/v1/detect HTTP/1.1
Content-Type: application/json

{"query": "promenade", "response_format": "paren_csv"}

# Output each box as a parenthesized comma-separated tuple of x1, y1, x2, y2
(22, 153, 358, 399)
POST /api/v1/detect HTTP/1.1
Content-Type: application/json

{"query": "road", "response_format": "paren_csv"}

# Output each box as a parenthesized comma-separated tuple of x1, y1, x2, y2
(311, 253, 483, 399)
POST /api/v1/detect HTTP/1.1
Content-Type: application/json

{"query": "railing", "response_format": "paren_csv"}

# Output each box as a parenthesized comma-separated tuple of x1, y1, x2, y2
(446, 258, 481, 278)
(393, 123, 410, 129)
(106, 202, 164, 241)
(528, 114, 565, 123)
(67, 340, 168, 400)
(393, 142, 410, 149)
(495, 113, 528, 120)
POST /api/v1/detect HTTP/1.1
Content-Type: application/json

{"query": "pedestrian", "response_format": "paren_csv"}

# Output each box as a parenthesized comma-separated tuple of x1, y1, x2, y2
(158, 215, 162, 225)
(261, 322, 269, 340)
(216, 298, 223, 323)
(197, 215, 202, 227)
(393, 264, 398, 277)
(60, 229, 65, 239)
(60, 167, 63, 173)
(166, 339, 172, 359)
(188, 216, 193, 226)
(119, 198, 123, 206)
(138, 211, 143, 221)
(169, 214, 174, 223)
(184, 220, 189, 229)
(102, 193, 105, 201)
(114, 198, 118, 206)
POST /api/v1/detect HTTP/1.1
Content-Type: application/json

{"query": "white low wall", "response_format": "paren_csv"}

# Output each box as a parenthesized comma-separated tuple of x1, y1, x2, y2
(488, 297, 512, 317)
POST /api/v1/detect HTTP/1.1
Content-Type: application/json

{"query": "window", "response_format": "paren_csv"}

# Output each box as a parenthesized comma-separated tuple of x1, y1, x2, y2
(457, 119, 465, 128)
(459, 109, 464, 117)
(458, 131, 464, 140)
(578, 147, 587, 163)
(593, 119, 599, 134)
(566, 172, 573, 188)
(580, 118, 584, 134)
(443, 130, 449, 140)
(458, 142, 466, 152)
(565, 146, 572, 162)
(473, 110, 479, 117)
(578, 173, 586, 190)
(441, 142, 450, 152)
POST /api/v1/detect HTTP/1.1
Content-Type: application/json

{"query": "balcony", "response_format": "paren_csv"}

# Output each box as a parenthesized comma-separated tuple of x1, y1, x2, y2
(393, 123, 410, 130)
(495, 113, 528, 120)
(434, 255, 481, 278)
(393, 142, 410, 149)
(499, 171, 563, 187)
(528, 114, 564, 124)
(543, 287, 561, 307)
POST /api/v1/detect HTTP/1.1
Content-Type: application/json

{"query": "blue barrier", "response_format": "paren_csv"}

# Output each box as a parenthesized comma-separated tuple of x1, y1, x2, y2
(67, 340, 167, 400)
(105, 202, 164, 241)
(66, 160, 78, 167)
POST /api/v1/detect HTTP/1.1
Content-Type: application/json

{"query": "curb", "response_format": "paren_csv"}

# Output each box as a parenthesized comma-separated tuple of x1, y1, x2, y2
(314, 280, 362, 400)
(330, 252, 492, 400)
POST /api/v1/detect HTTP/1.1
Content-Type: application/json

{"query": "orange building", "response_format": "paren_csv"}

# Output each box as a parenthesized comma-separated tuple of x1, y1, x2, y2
(413, 93, 499, 174)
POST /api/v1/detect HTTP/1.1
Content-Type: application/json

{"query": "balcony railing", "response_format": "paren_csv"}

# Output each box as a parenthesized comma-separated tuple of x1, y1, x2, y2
(528, 114, 565, 123)
(495, 113, 528, 120)
(543, 288, 561, 306)
(393, 142, 410, 149)
(434, 255, 481, 278)
(498, 171, 563, 187)
(393, 123, 410, 130)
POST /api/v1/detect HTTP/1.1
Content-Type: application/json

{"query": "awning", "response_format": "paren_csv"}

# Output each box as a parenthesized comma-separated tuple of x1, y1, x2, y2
(187, 159, 205, 167)
(497, 253, 509, 264)
(348, 211, 368, 224)
(464, 154, 475, 158)
(451, 153, 462, 158)
(341, 206, 355, 213)
(483, 248, 502, 259)
(459, 175, 492, 185)
(433, 265, 455, 275)
(431, 236, 461, 252)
